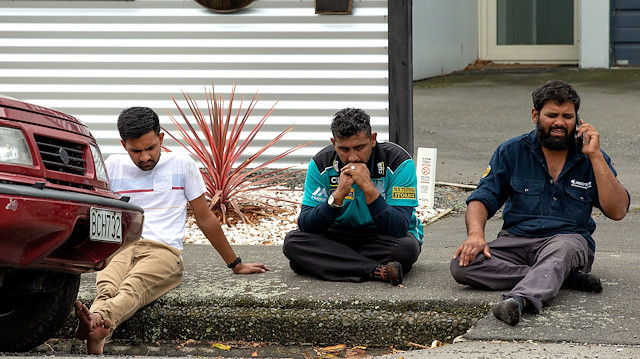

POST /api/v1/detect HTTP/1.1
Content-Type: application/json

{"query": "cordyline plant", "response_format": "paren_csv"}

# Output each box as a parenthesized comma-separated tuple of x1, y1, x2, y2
(162, 83, 312, 224)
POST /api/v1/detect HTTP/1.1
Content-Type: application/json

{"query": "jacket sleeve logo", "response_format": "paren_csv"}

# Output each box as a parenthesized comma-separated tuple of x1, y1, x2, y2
(392, 186, 416, 200)
(311, 187, 329, 201)
(482, 165, 491, 178)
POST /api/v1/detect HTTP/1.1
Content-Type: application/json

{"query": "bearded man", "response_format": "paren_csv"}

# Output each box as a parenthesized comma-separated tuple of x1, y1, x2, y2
(450, 80, 630, 325)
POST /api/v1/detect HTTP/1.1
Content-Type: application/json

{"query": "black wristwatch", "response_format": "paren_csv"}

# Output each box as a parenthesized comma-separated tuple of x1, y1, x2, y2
(227, 256, 242, 269)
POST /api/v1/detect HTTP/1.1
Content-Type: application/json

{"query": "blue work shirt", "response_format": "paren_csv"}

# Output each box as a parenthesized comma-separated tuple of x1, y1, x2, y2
(467, 130, 628, 251)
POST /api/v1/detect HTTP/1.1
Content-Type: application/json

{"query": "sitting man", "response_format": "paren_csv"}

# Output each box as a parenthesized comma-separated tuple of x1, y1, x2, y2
(450, 80, 630, 325)
(283, 107, 423, 286)
(74, 107, 269, 354)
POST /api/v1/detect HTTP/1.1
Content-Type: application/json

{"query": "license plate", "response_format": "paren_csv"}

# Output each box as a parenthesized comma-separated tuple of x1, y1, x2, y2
(90, 207, 122, 243)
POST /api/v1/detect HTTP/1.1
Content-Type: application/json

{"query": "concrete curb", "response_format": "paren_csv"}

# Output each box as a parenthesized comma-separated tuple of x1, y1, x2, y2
(57, 240, 494, 348)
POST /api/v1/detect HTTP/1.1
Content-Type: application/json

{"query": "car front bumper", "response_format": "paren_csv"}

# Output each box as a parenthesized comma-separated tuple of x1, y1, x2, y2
(0, 182, 144, 274)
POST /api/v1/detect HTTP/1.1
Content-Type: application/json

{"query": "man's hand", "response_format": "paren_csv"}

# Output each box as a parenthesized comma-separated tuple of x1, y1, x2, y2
(455, 200, 491, 267)
(342, 162, 371, 187)
(453, 234, 491, 267)
(342, 162, 379, 204)
(577, 119, 630, 221)
(232, 262, 269, 274)
(576, 119, 601, 156)
(332, 166, 355, 204)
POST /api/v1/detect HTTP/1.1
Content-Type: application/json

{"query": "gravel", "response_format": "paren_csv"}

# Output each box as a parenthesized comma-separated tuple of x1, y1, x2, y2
(183, 183, 473, 246)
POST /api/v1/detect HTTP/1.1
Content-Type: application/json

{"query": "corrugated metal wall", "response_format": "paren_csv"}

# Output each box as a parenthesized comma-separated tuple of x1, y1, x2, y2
(611, 0, 640, 66)
(0, 0, 389, 167)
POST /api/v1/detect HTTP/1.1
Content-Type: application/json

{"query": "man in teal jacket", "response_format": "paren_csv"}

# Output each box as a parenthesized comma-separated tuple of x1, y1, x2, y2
(283, 108, 423, 286)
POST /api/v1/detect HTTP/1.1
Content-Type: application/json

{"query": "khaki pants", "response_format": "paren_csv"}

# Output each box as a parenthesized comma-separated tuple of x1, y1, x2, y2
(90, 239, 183, 334)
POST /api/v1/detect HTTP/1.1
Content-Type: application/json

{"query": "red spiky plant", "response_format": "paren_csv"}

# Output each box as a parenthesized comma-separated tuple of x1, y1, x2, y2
(162, 83, 312, 224)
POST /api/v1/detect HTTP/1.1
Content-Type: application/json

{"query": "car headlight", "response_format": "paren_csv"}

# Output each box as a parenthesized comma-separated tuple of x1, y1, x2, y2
(0, 126, 33, 166)
(90, 144, 109, 183)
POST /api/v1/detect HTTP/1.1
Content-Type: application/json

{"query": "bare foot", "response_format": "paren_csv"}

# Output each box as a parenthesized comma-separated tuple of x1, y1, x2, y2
(86, 317, 111, 355)
(74, 301, 98, 340)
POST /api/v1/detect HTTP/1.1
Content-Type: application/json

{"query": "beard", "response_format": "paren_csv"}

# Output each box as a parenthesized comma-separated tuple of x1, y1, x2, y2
(536, 122, 575, 151)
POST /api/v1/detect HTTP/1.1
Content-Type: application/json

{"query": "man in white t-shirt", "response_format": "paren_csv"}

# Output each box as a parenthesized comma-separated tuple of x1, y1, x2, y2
(74, 107, 269, 354)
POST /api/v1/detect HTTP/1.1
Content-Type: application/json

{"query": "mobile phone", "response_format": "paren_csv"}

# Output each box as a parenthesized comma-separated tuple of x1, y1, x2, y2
(575, 113, 583, 150)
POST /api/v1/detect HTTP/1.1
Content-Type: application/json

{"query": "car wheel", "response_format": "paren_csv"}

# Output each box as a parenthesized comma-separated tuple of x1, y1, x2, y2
(0, 272, 80, 352)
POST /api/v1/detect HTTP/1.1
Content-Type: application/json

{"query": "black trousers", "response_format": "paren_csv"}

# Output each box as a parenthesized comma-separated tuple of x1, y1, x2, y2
(282, 226, 421, 282)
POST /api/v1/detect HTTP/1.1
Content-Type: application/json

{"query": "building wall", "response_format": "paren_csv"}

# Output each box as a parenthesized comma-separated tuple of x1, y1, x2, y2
(0, 0, 389, 167)
(411, 0, 613, 75)
(580, 0, 610, 68)
(412, 0, 478, 80)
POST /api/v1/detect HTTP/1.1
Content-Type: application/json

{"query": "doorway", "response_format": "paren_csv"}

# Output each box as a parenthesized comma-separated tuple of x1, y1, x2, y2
(479, 0, 579, 63)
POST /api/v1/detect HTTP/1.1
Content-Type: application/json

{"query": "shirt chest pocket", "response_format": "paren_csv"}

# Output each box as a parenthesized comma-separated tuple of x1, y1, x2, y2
(153, 175, 172, 192)
(510, 177, 545, 214)
(564, 186, 594, 223)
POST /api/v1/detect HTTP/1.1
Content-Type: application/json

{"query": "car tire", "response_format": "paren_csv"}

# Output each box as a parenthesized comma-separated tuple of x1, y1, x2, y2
(0, 272, 81, 352)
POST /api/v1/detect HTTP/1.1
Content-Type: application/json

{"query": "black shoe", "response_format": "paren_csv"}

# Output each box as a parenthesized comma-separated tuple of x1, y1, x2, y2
(492, 297, 522, 326)
(564, 272, 603, 293)
(371, 262, 403, 286)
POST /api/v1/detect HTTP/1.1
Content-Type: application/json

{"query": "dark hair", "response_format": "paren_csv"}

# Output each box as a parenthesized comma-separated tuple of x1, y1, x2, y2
(117, 107, 160, 141)
(532, 80, 581, 113)
(330, 108, 371, 139)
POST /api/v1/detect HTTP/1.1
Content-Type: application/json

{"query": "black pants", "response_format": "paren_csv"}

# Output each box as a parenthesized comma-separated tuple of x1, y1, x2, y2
(283, 226, 421, 282)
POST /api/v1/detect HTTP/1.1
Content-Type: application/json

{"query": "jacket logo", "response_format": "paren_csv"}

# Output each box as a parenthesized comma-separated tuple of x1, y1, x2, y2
(570, 179, 592, 189)
(392, 186, 416, 200)
(311, 187, 329, 201)
(377, 161, 385, 175)
(482, 165, 491, 178)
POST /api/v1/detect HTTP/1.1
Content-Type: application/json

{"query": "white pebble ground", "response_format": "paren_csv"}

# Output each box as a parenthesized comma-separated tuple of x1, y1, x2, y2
(183, 189, 446, 246)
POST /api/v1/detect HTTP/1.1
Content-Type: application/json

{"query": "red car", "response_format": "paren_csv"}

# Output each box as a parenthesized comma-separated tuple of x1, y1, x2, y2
(0, 95, 144, 352)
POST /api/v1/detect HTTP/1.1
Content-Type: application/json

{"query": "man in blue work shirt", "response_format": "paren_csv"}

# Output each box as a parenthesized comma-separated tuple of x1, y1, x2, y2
(450, 80, 630, 325)
(283, 108, 423, 286)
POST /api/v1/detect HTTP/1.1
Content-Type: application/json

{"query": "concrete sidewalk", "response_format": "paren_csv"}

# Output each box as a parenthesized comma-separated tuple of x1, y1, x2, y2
(54, 68, 640, 357)
(59, 210, 640, 355)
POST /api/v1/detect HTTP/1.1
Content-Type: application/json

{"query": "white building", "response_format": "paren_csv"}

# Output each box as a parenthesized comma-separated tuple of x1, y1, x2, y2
(414, 0, 630, 80)
(0, 0, 634, 164)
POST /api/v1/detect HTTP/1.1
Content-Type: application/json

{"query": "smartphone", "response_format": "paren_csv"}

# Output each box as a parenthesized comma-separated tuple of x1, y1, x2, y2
(575, 113, 583, 150)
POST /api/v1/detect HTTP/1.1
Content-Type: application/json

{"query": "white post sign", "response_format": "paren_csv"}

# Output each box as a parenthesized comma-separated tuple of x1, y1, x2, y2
(416, 147, 437, 208)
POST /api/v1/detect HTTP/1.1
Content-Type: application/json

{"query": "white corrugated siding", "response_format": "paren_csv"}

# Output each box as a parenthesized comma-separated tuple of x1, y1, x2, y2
(0, 0, 389, 167)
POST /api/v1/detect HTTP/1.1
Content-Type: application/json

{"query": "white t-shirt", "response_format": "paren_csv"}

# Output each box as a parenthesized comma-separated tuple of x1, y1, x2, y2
(105, 152, 206, 250)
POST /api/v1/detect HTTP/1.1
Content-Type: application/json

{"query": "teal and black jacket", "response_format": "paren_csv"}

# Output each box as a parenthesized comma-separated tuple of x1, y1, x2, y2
(298, 141, 424, 244)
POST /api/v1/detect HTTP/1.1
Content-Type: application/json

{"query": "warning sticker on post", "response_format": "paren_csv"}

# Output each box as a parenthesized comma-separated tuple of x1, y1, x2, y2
(416, 148, 437, 208)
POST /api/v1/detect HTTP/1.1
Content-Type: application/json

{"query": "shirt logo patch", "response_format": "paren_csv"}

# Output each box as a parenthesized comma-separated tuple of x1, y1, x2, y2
(482, 165, 491, 178)
(311, 187, 329, 201)
(571, 179, 592, 189)
(392, 186, 416, 200)
(377, 161, 385, 175)
(332, 188, 354, 200)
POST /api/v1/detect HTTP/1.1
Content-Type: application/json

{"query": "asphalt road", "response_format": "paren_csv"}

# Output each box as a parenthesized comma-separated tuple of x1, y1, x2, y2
(398, 67, 640, 358)
(413, 68, 640, 208)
